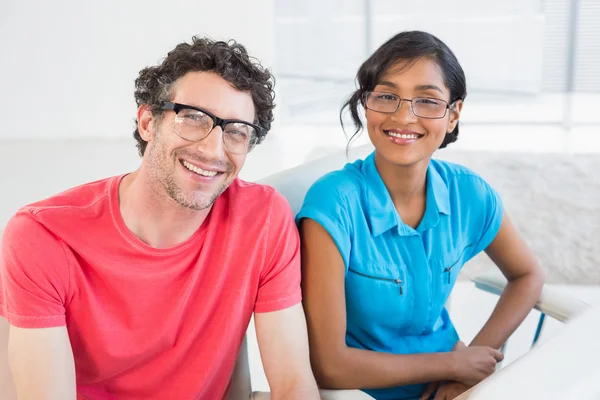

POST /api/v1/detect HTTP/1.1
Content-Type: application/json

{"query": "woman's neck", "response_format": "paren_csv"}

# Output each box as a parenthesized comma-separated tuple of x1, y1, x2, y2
(375, 153, 429, 203)
(374, 153, 430, 228)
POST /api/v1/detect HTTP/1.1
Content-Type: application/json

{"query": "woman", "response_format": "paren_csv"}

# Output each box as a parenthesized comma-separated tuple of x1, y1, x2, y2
(296, 31, 544, 400)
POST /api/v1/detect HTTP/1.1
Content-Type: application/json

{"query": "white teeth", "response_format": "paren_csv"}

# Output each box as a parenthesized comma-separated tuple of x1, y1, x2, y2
(387, 131, 421, 139)
(182, 160, 218, 177)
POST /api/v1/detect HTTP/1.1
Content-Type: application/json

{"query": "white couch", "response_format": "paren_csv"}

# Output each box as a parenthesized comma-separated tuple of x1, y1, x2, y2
(0, 144, 592, 399)
(231, 144, 591, 399)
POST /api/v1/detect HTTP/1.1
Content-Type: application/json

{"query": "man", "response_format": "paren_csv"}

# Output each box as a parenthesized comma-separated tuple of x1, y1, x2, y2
(0, 37, 320, 400)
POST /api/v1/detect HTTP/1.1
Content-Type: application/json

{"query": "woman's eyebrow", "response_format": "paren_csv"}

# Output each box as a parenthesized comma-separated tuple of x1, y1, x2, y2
(415, 84, 444, 94)
(375, 81, 445, 95)
(375, 80, 397, 89)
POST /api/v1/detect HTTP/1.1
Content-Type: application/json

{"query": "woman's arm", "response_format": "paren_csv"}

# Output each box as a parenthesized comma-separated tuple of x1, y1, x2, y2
(470, 213, 545, 349)
(300, 219, 502, 390)
(429, 214, 545, 399)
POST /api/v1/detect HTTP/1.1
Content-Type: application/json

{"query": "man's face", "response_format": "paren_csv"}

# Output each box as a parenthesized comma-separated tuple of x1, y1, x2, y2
(139, 71, 255, 211)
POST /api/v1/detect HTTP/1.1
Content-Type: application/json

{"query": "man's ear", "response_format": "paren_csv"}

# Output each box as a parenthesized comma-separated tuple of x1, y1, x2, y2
(137, 105, 155, 142)
(447, 100, 463, 133)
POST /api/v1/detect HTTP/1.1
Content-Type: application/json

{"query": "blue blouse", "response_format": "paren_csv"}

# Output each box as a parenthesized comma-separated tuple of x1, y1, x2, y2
(296, 151, 503, 400)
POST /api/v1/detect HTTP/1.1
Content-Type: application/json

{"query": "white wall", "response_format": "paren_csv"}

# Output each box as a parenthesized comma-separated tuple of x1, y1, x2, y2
(0, 0, 275, 140)
(275, 0, 544, 94)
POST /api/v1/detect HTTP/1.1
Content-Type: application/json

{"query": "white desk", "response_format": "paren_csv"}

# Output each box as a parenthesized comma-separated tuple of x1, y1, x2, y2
(460, 305, 600, 400)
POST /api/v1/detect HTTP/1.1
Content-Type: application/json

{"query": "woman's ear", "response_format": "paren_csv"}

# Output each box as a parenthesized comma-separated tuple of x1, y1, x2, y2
(447, 100, 463, 133)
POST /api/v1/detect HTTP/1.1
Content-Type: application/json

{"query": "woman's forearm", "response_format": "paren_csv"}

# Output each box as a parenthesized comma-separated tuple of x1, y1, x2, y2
(316, 346, 456, 389)
(470, 271, 544, 349)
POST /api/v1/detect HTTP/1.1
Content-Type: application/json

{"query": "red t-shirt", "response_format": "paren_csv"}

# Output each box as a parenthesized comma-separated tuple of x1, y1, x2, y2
(0, 175, 302, 399)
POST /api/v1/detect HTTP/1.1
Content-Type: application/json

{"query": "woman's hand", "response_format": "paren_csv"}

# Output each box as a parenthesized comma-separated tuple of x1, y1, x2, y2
(420, 381, 441, 400)
(420, 340, 497, 399)
(432, 381, 472, 400)
(450, 344, 502, 386)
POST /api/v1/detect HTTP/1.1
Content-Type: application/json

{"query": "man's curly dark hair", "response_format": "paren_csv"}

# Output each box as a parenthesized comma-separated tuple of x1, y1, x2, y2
(133, 36, 276, 157)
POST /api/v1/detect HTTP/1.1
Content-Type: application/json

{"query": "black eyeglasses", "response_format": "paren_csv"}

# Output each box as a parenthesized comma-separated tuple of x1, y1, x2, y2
(161, 101, 264, 154)
(363, 91, 454, 119)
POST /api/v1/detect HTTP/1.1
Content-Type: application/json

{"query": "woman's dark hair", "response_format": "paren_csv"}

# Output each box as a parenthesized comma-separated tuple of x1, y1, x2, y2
(133, 36, 275, 156)
(341, 30, 466, 150)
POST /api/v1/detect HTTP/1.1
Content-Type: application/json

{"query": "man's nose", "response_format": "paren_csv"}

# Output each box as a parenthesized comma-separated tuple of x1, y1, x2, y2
(195, 125, 226, 158)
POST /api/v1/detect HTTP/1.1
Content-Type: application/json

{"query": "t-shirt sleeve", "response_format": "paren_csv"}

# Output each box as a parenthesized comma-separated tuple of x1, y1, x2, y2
(295, 174, 353, 269)
(0, 211, 70, 328)
(467, 176, 505, 259)
(254, 191, 303, 313)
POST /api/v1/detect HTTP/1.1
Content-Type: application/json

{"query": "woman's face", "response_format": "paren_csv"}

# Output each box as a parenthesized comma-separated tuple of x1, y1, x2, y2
(365, 57, 462, 168)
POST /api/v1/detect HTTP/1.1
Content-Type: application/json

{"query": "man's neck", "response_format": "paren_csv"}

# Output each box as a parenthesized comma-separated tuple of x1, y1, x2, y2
(118, 170, 211, 249)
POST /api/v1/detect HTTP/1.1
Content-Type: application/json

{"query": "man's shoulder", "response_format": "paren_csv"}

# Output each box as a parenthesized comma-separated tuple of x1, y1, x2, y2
(26, 176, 115, 209)
(8, 175, 117, 238)
(220, 178, 293, 223)
(228, 178, 277, 198)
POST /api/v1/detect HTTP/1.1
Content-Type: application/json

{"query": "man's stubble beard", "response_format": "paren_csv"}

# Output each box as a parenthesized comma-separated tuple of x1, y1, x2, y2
(147, 130, 232, 211)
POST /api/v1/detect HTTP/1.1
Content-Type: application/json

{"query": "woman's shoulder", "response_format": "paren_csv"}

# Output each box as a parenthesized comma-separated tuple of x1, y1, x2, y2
(430, 158, 501, 211)
(430, 158, 492, 189)
(307, 158, 368, 199)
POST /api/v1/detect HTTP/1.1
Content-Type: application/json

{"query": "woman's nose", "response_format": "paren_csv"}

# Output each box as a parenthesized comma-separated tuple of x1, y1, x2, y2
(391, 99, 418, 124)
